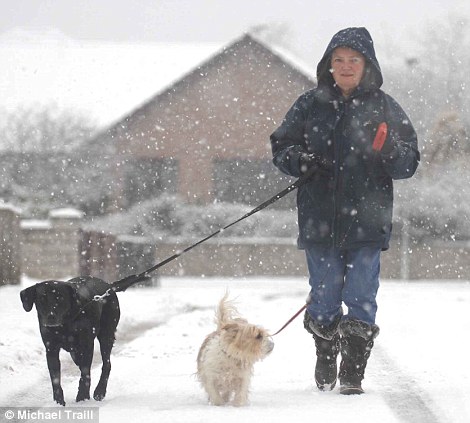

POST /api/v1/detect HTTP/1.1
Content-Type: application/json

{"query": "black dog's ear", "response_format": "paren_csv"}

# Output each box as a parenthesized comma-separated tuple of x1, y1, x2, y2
(20, 285, 37, 312)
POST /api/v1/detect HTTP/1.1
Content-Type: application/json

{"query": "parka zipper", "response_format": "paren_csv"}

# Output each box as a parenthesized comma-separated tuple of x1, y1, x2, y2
(332, 100, 348, 248)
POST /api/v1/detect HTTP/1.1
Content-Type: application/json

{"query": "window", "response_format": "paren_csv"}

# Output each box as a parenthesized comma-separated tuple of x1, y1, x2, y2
(123, 158, 177, 205)
(212, 158, 295, 209)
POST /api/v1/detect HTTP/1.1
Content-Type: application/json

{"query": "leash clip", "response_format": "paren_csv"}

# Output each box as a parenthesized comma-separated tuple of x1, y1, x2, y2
(93, 289, 111, 302)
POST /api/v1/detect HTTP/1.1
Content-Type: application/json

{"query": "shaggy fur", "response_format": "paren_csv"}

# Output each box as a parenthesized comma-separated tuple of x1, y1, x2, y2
(197, 294, 274, 406)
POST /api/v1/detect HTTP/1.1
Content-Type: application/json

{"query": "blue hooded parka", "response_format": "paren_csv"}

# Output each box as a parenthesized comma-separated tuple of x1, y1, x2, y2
(270, 27, 420, 250)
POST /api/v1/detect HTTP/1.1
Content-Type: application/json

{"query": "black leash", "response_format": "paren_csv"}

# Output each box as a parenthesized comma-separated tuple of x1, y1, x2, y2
(110, 166, 318, 293)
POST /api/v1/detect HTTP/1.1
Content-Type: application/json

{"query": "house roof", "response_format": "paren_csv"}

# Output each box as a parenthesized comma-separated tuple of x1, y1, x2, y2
(1, 29, 315, 131)
(99, 33, 315, 136)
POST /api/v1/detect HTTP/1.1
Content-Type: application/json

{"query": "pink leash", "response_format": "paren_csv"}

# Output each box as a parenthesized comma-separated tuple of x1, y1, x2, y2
(270, 304, 307, 336)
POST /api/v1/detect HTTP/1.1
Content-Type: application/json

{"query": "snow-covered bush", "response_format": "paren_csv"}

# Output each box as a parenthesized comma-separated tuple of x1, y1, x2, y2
(395, 160, 470, 240)
(85, 194, 298, 240)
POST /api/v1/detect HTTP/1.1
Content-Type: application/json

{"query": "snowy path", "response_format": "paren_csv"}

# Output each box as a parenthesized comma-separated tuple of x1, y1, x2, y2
(1, 277, 469, 422)
(373, 346, 441, 423)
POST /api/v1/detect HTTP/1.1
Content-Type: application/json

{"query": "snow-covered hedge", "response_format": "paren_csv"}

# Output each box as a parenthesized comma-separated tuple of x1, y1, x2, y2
(84, 194, 298, 240)
(85, 160, 470, 243)
(394, 159, 470, 240)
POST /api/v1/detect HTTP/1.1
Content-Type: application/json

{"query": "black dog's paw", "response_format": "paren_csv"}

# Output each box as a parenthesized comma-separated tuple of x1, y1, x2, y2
(93, 386, 106, 401)
(76, 376, 91, 402)
(76, 390, 91, 403)
(93, 392, 106, 401)
(54, 388, 66, 406)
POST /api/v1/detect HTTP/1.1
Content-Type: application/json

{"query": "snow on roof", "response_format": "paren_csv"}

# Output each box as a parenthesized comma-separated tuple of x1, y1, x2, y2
(0, 29, 314, 129)
(249, 33, 316, 81)
(0, 28, 221, 126)
(49, 208, 84, 219)
(20, 219, 51, 230)
(0, 201, 22, 215)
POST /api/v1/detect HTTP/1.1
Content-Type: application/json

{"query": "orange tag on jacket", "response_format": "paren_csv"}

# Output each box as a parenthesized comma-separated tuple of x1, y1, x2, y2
(372, 122, 388, 151)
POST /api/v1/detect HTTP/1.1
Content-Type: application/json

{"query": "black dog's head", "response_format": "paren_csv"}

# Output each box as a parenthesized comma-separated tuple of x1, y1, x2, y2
(20, 281, 76, 327)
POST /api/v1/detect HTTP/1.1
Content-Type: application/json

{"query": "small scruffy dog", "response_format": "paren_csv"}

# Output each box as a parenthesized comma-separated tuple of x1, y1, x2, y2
(197, 293, 274, 406)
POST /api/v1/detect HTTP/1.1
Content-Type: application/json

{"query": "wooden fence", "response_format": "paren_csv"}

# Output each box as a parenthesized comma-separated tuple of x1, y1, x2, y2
(0, 206, 468, 284)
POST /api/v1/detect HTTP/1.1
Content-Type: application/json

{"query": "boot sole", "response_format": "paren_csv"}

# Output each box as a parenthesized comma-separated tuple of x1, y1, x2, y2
(339, 385, 364, 395)
(316, 377, 337, 391)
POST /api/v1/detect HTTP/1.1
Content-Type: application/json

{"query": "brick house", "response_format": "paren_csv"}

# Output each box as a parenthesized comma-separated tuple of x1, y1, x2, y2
(94, 33, 315, 208)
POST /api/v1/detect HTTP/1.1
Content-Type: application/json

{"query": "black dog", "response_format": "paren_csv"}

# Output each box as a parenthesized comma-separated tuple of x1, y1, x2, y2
(20, 276, 121, 406)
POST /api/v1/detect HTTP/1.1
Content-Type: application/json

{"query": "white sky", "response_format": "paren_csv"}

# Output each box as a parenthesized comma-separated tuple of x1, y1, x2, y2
(2, 0, 469, 58)
(1, 0, 469, 125)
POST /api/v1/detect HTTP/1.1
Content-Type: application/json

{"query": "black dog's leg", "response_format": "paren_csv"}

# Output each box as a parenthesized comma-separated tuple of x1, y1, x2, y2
(46, 349, 65, 406)
(75, 345, 94, 403)
(94, 295, 120, 401)
(93, 336, 113, 401)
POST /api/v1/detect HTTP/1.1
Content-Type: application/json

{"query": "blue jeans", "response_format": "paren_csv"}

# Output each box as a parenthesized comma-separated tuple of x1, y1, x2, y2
(305, 245, 381, 325)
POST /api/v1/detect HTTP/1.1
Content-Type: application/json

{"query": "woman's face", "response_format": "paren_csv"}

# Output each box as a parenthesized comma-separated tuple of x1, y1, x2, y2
(330, 47, 366, 97)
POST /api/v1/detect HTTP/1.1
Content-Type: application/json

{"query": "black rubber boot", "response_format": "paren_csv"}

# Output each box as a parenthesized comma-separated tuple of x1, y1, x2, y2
(304, 312, 341, 391)
(338, 319, 380, 395)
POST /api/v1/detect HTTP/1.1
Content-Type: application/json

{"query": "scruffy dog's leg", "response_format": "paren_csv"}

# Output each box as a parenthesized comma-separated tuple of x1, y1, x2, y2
(233, 373, 250, 406)
(205, 375, 225, 406)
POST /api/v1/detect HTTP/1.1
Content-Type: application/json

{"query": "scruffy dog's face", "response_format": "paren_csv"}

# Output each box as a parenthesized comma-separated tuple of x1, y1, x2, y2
(220, 322, 274, 362)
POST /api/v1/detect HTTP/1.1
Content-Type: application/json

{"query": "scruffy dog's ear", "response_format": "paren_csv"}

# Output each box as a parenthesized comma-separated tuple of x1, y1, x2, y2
(20, 285, 37, 312)
(222, 323, 240, 339)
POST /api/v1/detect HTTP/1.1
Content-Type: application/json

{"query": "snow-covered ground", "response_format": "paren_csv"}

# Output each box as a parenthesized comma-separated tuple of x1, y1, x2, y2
(1, 276, 469, 422)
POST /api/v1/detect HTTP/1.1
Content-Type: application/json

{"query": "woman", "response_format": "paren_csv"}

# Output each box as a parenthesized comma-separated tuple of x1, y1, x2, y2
(270, 27, 419, 394)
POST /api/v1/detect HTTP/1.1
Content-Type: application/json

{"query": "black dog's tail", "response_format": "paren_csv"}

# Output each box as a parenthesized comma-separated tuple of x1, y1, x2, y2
(111, 273, 151, 293)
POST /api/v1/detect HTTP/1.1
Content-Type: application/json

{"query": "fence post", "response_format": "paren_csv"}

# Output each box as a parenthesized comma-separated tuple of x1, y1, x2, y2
(400, 216, 410, 280)
(0, 204, 21, 285)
